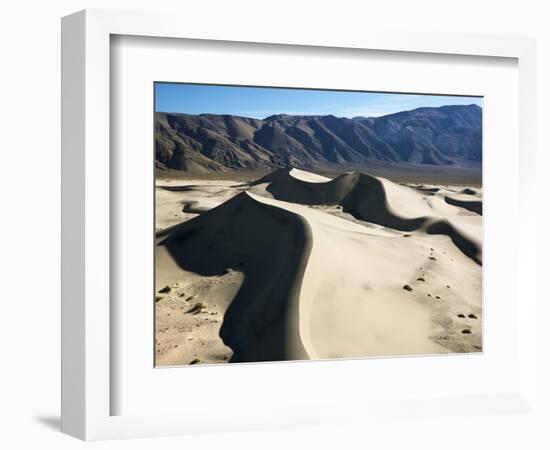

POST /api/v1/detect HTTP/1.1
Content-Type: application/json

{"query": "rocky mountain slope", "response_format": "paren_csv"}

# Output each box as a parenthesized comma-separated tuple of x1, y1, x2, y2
(155, 104, 482, 173)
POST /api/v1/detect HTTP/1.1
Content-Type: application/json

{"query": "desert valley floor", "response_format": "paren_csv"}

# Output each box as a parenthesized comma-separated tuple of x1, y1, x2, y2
(154, 168, 482, 366)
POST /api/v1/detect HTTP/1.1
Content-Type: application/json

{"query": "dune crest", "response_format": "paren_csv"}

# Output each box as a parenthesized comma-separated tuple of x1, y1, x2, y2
(289, 168, 332, 183)
(249, 168, 482, 264)
(157, 191, 312, 363)
(155, 168, 482, 365)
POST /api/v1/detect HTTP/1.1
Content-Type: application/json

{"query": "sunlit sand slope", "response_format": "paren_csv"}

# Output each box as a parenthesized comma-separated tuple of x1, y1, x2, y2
(155, 169, 482, 365)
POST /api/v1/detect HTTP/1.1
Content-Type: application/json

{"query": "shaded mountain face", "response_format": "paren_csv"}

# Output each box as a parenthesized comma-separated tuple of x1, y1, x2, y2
(155, 104, 482, 173)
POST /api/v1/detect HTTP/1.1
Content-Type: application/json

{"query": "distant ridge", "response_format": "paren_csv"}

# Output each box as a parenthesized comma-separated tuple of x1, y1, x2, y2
(155, 104, 482, 174)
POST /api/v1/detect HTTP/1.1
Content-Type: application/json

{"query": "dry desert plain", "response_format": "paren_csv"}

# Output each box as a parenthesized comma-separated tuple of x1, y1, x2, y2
(154, 168, 482, 366)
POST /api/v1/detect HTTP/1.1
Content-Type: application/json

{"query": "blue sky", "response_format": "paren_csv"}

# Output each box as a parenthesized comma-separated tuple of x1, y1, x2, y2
(155, 83, 482, 119)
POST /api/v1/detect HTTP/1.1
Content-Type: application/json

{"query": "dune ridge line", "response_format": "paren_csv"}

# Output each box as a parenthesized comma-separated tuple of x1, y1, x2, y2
(157, 191, 313, 362)
(155, 167, 483, 364)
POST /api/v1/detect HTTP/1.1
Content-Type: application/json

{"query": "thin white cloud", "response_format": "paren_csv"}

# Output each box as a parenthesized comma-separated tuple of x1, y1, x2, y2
(235, 109, 338, 119)
(335, 96, 482, 118)
(232, 95, 481, 119)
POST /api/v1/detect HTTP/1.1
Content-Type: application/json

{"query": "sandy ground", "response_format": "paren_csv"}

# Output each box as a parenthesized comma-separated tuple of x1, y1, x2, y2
(155, 168, 482, 366)
(155, 179, 245, 232)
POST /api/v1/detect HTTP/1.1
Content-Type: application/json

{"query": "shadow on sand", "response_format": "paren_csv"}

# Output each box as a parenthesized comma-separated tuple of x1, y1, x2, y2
(444, 195, 483, 215)
(258, 169, 481, 263)
(156, 192, 312, 363)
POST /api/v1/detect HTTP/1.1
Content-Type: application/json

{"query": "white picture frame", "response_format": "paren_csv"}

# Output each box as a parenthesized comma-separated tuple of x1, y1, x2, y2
(61, 9, 538, 441)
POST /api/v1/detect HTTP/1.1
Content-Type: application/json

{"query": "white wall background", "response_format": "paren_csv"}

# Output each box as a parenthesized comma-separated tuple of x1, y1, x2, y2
(0, 1, 548, 448)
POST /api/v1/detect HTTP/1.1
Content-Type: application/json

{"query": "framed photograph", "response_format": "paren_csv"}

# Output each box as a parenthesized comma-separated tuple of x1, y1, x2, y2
(153, 82, 484, 366)
(61, 9, 537, 440)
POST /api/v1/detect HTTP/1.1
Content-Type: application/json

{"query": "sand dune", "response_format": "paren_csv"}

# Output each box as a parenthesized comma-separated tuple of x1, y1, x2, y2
(155, 168, 482, 365)
(444, 194, 483, 215)
(250, 168, 482, 264)
(249, 192, 481, 358)
(156, 192, 312, 363)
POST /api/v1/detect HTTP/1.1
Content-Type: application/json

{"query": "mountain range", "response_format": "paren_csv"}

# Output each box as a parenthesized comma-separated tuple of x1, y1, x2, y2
(155, 104, 482, 174)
